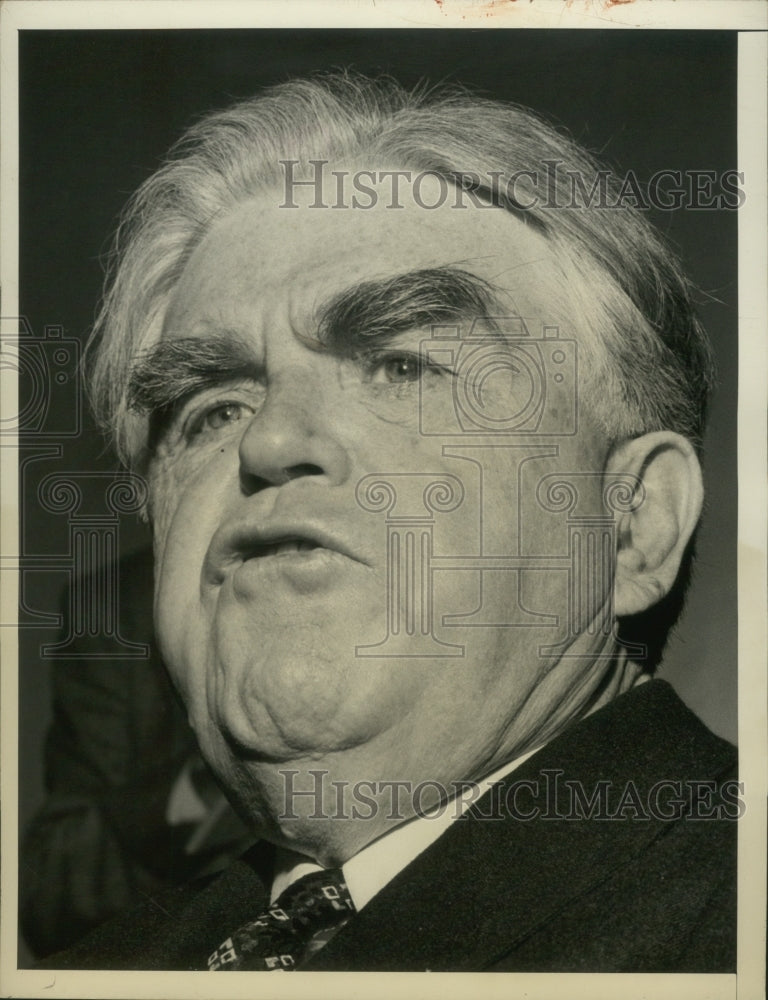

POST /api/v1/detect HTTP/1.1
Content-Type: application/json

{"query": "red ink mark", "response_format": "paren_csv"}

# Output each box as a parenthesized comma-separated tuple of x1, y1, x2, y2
(454, 0, 520, 18)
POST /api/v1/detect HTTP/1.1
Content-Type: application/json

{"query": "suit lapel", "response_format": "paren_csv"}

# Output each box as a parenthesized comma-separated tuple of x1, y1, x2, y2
(159, 841, 275, 969)
(307, 680, 735, 971)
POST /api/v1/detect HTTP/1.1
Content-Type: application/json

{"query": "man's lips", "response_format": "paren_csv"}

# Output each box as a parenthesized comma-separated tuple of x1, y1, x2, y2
(203, 521, 369, 586)
(245, 537, 322, 558)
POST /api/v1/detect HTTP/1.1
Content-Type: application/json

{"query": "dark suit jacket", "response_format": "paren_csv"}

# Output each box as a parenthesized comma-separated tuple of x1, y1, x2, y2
(41, 679, 737, 972)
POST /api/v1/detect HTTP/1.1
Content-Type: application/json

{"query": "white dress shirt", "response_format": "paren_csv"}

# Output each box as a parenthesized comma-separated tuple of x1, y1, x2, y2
(270, 747, 540, 911)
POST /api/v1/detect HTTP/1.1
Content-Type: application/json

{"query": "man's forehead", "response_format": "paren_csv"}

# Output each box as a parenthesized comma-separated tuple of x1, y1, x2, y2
(162, 178, 563, 341)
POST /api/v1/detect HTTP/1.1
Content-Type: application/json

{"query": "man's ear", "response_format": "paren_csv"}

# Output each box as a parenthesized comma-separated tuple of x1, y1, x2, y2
(606, 431, 704, 617)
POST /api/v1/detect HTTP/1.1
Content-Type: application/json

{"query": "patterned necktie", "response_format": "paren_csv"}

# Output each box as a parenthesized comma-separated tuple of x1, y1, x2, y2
(207, 867, 355, 971)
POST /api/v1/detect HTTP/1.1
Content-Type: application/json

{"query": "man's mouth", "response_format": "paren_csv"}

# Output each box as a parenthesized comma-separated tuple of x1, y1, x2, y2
(203, 516, 372, 588)
(249, 537, 323, 558)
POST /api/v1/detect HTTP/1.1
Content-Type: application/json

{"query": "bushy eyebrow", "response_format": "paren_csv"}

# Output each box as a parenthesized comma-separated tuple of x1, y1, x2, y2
(314, 265, 501, 353)
(127, 334, 257, 416)
(126, 265, 502, 421)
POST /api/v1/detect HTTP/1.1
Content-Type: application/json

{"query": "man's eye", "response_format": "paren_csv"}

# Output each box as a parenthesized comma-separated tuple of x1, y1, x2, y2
(370, 353, 426, 384)
(189, 401, 252, 436)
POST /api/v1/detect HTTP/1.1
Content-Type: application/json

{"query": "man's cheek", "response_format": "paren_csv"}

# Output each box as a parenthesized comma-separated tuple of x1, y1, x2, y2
(148, 450, 214, 556)
(147, 465, 183, 559)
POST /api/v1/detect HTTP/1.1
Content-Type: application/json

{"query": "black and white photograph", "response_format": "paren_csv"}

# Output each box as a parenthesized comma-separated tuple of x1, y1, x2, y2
(1, 2, 765, 998)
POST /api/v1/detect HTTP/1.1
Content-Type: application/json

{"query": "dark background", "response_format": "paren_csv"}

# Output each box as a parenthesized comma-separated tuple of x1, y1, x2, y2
(17, 27, 738, 951)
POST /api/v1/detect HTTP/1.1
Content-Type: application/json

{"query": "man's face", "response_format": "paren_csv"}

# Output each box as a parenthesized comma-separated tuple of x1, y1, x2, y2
(146, 174, 609, 804)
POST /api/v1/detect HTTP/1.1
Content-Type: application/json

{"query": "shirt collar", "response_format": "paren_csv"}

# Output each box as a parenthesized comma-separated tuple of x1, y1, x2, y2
(270, 747, 539, 910)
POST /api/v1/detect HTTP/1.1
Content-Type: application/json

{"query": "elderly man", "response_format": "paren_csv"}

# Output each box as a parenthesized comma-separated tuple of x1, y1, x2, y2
(44, 73, 737, 972)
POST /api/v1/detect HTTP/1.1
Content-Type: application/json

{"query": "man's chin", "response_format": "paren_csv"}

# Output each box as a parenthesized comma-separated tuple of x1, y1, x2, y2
(210, 581, 388, 657)
(210, 691, 375, 764)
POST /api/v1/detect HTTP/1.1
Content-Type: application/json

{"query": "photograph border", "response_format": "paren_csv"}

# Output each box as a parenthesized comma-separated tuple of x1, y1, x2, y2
(1, 3, 765, 999)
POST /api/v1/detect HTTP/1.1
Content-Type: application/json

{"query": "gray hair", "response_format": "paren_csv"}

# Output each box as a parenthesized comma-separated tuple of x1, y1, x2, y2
(87, 72, 715, 463)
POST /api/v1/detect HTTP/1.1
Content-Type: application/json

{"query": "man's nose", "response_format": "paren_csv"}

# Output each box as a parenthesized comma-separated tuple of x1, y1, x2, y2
(237, 369, 350, 490)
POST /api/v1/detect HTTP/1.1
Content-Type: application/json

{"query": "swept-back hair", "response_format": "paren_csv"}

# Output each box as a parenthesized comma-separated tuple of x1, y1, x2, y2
(88, 72, 714, 466)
